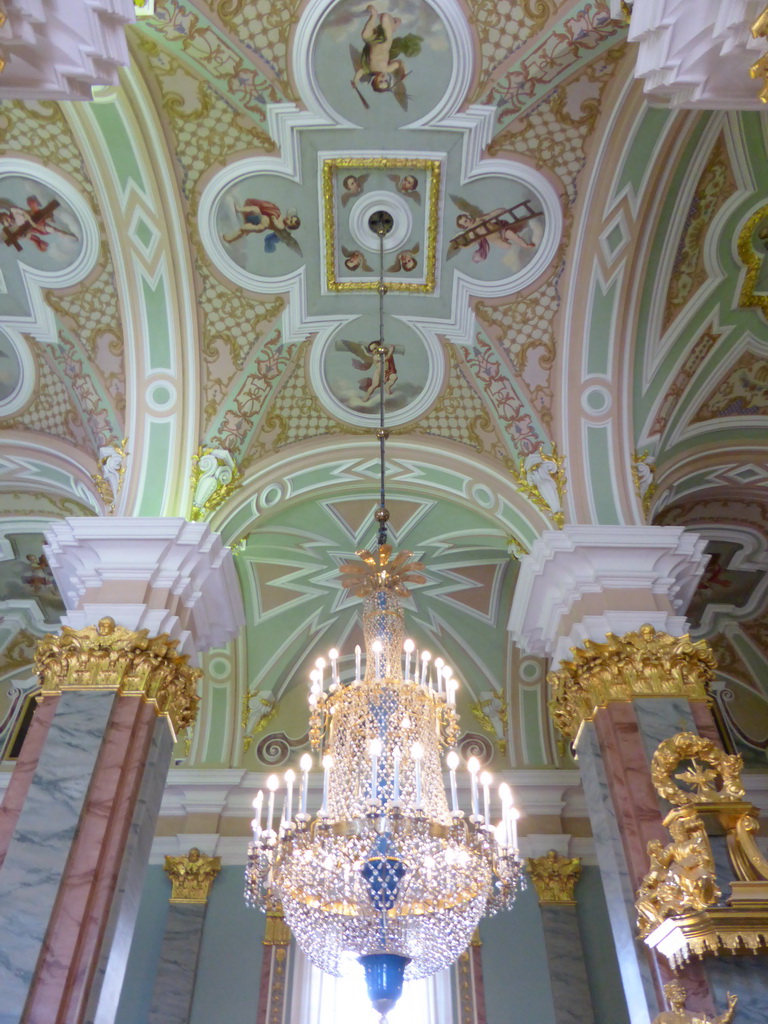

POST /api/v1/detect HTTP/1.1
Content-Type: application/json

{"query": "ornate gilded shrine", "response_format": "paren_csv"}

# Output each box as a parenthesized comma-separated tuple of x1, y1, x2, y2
(636, 732, 768, 967)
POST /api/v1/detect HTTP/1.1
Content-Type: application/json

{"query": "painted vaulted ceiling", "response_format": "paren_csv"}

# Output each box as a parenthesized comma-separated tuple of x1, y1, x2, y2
(0, 0, 767, 791)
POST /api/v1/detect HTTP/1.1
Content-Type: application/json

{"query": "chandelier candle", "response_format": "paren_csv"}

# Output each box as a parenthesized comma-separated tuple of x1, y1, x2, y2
(266, 774, 279, 834)
(481, 771, 492, 823)
(446, 750, 459, 813)
(468, 757, 480, 818)
(300, 753, 311, 816)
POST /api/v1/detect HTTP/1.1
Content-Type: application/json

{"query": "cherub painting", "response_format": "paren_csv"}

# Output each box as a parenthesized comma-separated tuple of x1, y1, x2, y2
(342, 246, 373, 272)
(341, 174, 369, 207)
(337, 338, 402, 401)
(0, 195, 78, 253)
(350, 5, 422, 110)
(222, 199, 302, 255)
(448, 195, 541, 263)
(387, 243, 419, 272)
(388, 173, 420, 204)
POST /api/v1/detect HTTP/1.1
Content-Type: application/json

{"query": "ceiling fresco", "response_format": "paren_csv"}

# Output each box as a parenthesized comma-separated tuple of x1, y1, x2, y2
(0, 0, 766, 782)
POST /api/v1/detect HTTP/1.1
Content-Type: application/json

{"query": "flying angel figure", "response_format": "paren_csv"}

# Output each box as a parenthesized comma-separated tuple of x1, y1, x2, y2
(222, 199, 303, 256)
(335, 337, 404, 401)
(342, 246, 373, 272)
(448, 194, 540, 262)
(387, 174, 421, 205)
(349, 6, 421, 112)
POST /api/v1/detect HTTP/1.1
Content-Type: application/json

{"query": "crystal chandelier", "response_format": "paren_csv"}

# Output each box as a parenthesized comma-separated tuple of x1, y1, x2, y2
(244, 212, 525, 1021)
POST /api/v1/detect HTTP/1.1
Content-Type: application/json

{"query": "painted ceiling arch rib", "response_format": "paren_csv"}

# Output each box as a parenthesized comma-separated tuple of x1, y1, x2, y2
(0, 0, 766, 779)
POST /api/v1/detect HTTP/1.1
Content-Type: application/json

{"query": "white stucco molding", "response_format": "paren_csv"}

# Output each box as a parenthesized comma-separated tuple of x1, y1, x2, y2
(508, 525, 709, 662)
(43, 518, 245, 661)
(613, 0, 768, 110)
(0, 0, 137, 102)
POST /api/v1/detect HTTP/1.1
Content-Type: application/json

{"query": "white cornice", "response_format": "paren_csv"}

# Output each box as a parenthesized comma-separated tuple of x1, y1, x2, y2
(508, 525, 709, 658)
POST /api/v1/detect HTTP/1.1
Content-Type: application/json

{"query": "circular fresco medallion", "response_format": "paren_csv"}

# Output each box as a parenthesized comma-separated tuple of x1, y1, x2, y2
(313, 0, 453, 129)
(311, 313, 442, 427)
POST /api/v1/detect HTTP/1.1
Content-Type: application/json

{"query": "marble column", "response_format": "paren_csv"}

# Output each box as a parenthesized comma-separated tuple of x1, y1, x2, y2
(0, 518, 243, 1024)
(148, 849, 221, 1024)
(509, 526, 721, 1024)
(527, 851, 595, 1024)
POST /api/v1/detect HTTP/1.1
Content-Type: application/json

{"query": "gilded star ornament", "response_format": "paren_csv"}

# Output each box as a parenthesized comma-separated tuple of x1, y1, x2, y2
(339, 544, 426, 598)
(674, 759, 720, 800)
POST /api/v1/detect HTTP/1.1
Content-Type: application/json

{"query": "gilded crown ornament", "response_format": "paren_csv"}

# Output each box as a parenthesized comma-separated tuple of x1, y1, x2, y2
(35, 616, 200, 737)
(243, 213, 525, 1021)
(548, 626, 716, 740)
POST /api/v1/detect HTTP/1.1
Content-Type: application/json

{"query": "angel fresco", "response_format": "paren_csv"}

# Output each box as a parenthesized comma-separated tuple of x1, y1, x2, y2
(342, 246, 373, 272)
(448, 195, 541, 262)
(0, 195, 78, 252)
(336, 338, 401, 402)
(350, 5, 422, 111)
(387, 173, 421, 204)
(387, 242, 419, 272)
(341, 174, 369, 207)
(222, 199, 302, 256)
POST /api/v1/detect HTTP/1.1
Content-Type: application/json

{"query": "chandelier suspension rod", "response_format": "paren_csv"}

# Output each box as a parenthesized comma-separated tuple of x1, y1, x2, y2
(376, 219, 389, 548)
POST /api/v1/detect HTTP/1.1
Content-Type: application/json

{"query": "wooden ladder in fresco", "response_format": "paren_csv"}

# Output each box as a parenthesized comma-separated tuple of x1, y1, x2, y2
(2, 199, 60, 250)
(448, 200, 542, 254)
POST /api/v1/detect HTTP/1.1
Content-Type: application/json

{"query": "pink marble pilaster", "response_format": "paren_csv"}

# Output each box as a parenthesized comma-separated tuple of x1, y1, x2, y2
(593, 704, 667, 891)
(256, 945, 272, 1024)
(0, 696, 59, 870)
(22, 695, 166, 1024)
(471, 943, 487, 1024)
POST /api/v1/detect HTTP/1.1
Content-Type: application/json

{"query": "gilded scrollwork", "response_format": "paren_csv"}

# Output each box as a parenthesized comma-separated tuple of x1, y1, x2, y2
(631, 449, 657, 520)
(737, 202, 768, 316)
(164, 847, 221, 904)
(92, 438, 129, 514)
(527, 850, 581, 904)
(470, 688, 508, 756)
(35, 616, 201, 737)
(242, 689, 279, 753)
(190, 446, 241, 520)
(751, 7, 768, 104)
(548, 627, 716, 740)
(509, 443, 566, 528)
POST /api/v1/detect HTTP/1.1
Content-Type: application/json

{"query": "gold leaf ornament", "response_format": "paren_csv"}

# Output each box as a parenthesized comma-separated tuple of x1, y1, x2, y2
(339, 544, 426, 598)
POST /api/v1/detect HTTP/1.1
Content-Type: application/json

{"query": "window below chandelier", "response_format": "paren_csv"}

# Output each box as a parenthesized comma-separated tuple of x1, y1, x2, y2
(290, 949, 453, 1024)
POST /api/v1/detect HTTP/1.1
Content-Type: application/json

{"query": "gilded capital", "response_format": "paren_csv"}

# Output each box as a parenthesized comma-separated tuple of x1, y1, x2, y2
(527, 850, 581, 904)
(164, 848, 221, 904)
(35, 617, 201, 737)
(264, 903, 292, 946)
(547, 625, 716, 740)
